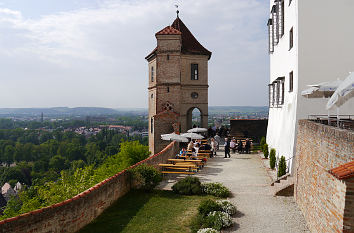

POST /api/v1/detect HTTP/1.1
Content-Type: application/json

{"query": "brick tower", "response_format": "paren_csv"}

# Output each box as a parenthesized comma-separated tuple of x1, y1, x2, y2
(145, 14, 212, 154)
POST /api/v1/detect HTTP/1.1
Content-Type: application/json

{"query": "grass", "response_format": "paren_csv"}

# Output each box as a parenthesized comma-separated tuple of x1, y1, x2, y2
(78, 190, 214, 233)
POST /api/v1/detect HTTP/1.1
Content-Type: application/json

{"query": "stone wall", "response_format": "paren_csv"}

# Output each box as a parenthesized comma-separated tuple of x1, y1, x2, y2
(294, 120, 354, 233)
(0, 141, 179, 233)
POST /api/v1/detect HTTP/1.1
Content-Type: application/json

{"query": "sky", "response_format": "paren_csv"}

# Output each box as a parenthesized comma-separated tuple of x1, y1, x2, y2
(0, 0, 269, 108)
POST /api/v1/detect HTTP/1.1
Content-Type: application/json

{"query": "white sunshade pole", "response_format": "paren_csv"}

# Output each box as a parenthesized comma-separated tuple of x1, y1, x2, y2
(337, 107, 340, 128)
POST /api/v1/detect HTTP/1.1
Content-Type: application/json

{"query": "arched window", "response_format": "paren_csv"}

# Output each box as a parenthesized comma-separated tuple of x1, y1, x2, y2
(151, 66, 154, 82)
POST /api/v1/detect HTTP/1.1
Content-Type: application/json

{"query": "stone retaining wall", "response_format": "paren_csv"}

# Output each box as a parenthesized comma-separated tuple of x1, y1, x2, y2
(294, 120, 354, 233)
(0, 141, 179, 233)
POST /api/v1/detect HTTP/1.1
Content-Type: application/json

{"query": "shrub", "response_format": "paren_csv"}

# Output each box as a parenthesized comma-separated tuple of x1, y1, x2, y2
(198, 199, 222, 217)
(260, 137, 266, 148)
(197, 228, 220, 233)
(130, 164, 162, 191)
(172, 176, 202, 195)
(216, 200, 237, 215)
(203, 211, 232, 230)
(202, 182, 231, 198)
(263, 143, 269, 159)
(277, 156, 287, 177)
(269, 148, 276, 169)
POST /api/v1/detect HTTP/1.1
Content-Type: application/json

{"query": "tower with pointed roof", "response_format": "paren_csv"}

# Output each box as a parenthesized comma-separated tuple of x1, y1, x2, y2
(145, 14, 212, 154)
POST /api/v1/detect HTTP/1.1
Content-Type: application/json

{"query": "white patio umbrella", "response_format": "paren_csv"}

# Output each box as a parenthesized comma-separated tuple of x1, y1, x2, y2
(301, 80, 341, 98)
(187, 128, 208, 133)
(161, 133, 189, 142)
(180, 132, 204, 140)
(327, 73, 354, 110)
(301, 80, 342, 125)
(326, 73, 354, 126)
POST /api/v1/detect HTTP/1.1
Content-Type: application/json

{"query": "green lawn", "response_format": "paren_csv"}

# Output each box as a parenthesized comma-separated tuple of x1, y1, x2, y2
(78, 190, 212, 233)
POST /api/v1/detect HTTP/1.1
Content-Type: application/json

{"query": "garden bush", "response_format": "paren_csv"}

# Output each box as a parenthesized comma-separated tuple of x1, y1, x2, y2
(203, 211, 232, 230)
(202, 182, 231, 198)
(216, 200, 237, 215)
(198, 199, 222, 217)
(197, 228, 219, 233)
(130, 164, 162, 191)
(172, 176, 202, 195)
(263, 143, 269, 159)
(269, 148, 276, 169)
(277, 156, 287, 177)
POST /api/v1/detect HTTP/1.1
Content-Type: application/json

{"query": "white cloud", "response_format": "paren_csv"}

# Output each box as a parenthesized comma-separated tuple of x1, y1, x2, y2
(0, 0, 269, 108)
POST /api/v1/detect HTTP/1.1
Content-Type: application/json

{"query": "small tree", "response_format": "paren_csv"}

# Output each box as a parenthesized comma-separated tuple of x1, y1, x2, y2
(263, 144, 269, 159)
(260, 137, 266, 148)
(269, 148, 276, 169)
(277, 156, 287, 177)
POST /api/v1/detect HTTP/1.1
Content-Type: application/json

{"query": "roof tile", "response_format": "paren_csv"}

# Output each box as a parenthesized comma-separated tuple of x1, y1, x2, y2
(329, 160, 354, 180)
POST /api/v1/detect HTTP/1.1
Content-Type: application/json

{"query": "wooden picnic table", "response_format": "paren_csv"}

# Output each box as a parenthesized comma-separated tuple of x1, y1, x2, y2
(159, 163, 197, 175)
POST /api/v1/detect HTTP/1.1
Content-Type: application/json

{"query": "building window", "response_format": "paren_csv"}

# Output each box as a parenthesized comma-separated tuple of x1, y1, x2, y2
(151, 66, 154, 82)
(150, 118, 153, 133)
(167, 87, 170, 93)
(289, 71, 293, 92)
(167, 54, 170, 60)
(267, 19, 274, 53)
(276, 0, 285, 38)
(151, 93, 153, 99)
(271, 5, 278, 45)
(191, 64, 198, 80)
(191, 92, 198, 99)
(289, 27, 293, 50)
(276, 77, 285, 106)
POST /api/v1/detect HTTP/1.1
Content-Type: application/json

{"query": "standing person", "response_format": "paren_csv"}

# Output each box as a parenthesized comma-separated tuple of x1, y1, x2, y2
(230, 139, 236, 154)
(237, 140, 243, 154)
(224, 138, 231, 158)
(211, 138, 217, 156)
(245, 138, 251, 154)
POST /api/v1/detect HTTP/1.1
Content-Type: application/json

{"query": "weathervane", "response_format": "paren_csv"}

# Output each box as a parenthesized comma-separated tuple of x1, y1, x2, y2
(175, 4, 179, 17)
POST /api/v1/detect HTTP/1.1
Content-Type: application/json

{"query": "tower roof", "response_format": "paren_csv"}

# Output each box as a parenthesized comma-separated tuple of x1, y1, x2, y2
(171, 17, 212, 59)
(145, 16, 212, 60)
(156, 26, 181, 35)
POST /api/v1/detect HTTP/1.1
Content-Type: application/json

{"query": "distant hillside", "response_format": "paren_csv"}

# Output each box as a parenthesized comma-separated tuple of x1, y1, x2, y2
(0, 107, 120, 116)
(0, 106, 268, 117)
(209, 106, 268, 114)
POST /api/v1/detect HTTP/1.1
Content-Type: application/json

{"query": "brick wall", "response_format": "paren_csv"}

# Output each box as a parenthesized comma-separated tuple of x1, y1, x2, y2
(294, 120, 354, 233)
(0, 141, 179, 233)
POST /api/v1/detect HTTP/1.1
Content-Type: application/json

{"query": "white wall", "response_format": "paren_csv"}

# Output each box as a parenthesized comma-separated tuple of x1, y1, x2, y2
(267, 0, 298, 171)
(297, 0, 354, 119)
(267, 0, 354, 174)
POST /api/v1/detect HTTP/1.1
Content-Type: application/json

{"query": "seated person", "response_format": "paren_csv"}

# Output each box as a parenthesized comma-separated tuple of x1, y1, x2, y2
(179, 148, 186, 157)
(190, 147, 197, 159)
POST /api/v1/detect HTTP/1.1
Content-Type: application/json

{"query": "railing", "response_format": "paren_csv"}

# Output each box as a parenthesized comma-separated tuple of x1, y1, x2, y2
(308, 115, 354, 130)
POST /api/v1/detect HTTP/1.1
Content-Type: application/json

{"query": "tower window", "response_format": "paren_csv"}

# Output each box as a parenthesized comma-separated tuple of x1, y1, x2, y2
(151, 118, 153, 133)
(167, 54, 170, 60)
(167, 87, 170, 93)
(151, 66, 154, 82)
(151, 93, 153, 99)
(289, 71, 293, 92)
(191, 64, 198, 80)
(289, 27, 293, 50)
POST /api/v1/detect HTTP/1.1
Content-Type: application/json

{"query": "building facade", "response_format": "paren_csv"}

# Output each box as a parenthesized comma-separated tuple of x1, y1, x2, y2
(266, 0, 354, 173)
(145, 15, 212, 154)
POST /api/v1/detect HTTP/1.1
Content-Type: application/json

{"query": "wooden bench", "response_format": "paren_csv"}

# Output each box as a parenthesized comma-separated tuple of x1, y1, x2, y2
(161, 171, 195, 175)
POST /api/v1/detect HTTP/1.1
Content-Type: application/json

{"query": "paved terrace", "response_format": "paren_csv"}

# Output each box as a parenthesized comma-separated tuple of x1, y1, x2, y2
(159, 150, 309, 233)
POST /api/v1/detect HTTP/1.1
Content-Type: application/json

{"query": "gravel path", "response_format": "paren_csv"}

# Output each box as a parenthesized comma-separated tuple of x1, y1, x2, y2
(159, 150, 309, 233)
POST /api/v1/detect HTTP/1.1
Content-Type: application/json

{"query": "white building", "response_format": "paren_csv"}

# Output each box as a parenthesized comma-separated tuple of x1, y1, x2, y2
(266, 0, 354, 173)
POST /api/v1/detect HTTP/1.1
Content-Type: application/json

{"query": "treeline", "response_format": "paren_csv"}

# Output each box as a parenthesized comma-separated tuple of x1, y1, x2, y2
(1, 140, 150, 220)
(0, 128, 148, 188)
(0, 116, 148, 131)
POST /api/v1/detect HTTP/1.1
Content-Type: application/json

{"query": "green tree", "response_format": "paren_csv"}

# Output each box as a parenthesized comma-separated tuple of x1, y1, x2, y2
(269, 148, 276, 170)
(278, 156, 287, 177)
(49, 155, 66, 172)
